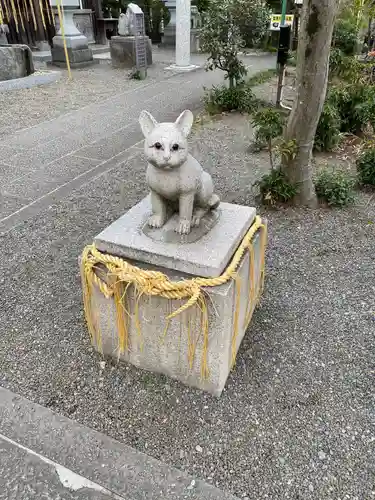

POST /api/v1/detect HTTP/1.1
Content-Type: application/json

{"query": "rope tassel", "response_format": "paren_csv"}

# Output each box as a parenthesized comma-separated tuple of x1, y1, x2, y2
(81, 216, 267, 379)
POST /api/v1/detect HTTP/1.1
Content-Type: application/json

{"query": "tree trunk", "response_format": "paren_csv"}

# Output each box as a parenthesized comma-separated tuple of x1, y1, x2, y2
(282, 0, 340, 207)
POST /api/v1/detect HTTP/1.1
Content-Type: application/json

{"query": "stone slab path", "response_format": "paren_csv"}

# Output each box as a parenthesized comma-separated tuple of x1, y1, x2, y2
(0, 54, 275, 234)
(0, 387, 239, 500)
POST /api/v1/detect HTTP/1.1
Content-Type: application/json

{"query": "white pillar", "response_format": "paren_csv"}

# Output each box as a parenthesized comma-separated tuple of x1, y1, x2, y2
(175, 0, 191, 67)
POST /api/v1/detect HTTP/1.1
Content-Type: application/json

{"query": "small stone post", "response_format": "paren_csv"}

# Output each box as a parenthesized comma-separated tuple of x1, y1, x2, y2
(175, 0, 190, 67)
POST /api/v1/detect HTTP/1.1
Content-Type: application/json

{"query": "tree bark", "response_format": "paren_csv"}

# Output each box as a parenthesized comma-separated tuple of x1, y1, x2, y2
(282, 0, 340, 207)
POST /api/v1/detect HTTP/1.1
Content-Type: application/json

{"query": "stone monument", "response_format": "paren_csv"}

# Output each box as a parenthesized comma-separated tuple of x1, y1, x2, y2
(51, 8, 94, 68)
(80, 110, 267, 396)
(110, 3, 152, 70)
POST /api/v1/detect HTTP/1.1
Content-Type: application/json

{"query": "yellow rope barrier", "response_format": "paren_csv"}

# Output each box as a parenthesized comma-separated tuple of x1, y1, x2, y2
(81, 215, 267, 378)
(2, 0, 11, 27)
(38, 0, 46, 30)
(56, 0, 72, 80)
(27, 0, 37, 31)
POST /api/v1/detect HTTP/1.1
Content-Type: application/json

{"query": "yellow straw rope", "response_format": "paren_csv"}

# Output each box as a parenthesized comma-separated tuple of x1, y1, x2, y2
(9, 0, 19, 32)
(45, 0, 52, 27)
(27, 0, 37, 31)
(22, 0, 29, 22)
(3, 0, 10, 25)
(56, 0, 72, 80)
(0, 2, 4, 23)
(81, 215, 267, 378)
(38, 0, 46, 30)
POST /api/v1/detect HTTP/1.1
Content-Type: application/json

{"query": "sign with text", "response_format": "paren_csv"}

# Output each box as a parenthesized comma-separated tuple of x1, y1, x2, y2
(269, 14, 294, 31)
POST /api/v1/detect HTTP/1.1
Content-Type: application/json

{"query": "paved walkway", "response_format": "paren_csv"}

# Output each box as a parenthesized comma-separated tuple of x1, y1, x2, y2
(0, 387, 238, 500)
(0, 54, 275, 233)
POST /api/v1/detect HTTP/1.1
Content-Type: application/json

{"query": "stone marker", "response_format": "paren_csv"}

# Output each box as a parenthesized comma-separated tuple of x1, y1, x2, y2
(80, 110, 267, 396)
(51, 8, 94, 68)
(110, 3, 152, 70)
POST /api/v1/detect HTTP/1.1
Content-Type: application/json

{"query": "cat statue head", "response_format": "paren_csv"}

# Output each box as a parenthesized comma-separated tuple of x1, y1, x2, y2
(139, 110, 194, 170)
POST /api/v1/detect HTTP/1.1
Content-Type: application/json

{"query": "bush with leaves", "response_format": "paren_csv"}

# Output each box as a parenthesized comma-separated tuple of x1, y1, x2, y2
(253, 167, 297, 206)
(251, 108, 284, 167)
(203, 84, 255, 114)
(329, 47, 362, 82)
(314, 168, 355, 207)
(332, 18, 358, 56)
(327, 83, 375, 135)
(356, 147, 375, 186)
(314, 101, 341, 151)
(200, 0, 247, 88)
(233, 0, 270, 48)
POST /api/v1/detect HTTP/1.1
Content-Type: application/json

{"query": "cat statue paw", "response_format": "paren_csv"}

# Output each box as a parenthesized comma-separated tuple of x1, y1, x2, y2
(139, 109, 220, 235)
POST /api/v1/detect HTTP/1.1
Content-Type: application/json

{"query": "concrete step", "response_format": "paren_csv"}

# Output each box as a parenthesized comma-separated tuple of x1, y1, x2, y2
(32, 43, 110, 63)
(0, 387, 240, 500)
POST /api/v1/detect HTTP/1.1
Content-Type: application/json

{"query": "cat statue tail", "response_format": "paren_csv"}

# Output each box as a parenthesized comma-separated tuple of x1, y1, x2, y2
(208, 194, 220, 210)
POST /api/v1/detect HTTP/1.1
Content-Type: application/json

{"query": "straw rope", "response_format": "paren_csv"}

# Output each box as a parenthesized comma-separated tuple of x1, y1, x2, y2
(81, 215, 267, 378)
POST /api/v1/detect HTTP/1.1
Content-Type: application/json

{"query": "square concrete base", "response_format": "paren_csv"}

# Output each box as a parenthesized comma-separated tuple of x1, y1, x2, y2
(82, 197, 266, 396)
(110, 36, 152, 69)
(51, 46, 94, 68)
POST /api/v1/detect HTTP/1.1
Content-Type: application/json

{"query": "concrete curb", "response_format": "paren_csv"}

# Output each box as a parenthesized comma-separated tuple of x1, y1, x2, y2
(0, 387, 240, 500)
(0, 70, 61, 91)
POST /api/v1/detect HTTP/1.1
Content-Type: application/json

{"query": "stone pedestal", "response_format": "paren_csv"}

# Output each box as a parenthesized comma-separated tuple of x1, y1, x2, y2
(161, 23, 176, 47)
(161, 0, 176, 47)
(110, 35, 152, 69)
(51, 8, 94, 68)
(81, 197, 267, 396)
(190, 27, 200, 53)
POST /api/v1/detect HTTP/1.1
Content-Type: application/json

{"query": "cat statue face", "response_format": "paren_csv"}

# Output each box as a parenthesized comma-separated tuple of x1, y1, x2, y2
(139, 110, 194, 170)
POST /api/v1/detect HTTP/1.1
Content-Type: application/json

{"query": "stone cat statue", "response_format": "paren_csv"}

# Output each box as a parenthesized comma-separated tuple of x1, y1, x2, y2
(139, 109, 220, 235)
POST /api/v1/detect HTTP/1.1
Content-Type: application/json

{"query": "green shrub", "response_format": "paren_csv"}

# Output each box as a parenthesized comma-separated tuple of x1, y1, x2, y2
(327, 83, 375, 135)
(314, 168, 355, 207)
(329, 48, 362, 82)
(253, 167, 297, 205)
(314, 102, 341, 151)
(332, 19, 358, 56)
(356, 148, 375, 186)
(251, 107, 284, 166)
(252, 107, 284, 143)
(203, 84, 256, 114)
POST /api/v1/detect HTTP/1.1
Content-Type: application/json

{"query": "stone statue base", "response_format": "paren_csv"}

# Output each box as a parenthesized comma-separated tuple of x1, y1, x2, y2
(110, 35, 152, 69)
(161, 26, 200, 54)
(161, 23, 176, 47)
(51, 9, 95, 69)
(51, 45, 94, 68)
(81, 196, 267, 396)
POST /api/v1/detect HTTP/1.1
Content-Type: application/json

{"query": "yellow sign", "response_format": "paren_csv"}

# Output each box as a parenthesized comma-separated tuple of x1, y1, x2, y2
(269, 14, 294, 31)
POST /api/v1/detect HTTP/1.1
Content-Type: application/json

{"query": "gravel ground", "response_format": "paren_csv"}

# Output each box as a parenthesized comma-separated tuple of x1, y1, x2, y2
(0, 61, 170, 137)
(0, 114, 374, 499)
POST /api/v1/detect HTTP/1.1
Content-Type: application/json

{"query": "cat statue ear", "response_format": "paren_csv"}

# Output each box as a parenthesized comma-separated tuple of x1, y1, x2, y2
(139, 110, 158, 137)
(175, 110, 194, 137)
